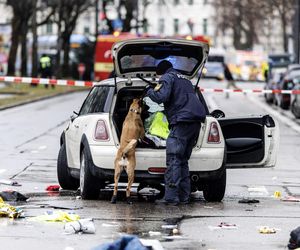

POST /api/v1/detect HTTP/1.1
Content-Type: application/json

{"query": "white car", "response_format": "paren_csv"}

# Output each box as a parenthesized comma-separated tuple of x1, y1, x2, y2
(57, 38, 280, 201)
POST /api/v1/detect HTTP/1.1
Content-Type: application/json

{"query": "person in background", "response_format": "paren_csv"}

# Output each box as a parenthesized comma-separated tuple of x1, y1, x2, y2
(145, 60, 206, 205)
(39, 54, 53, 88)
(223, 62, 239, 98)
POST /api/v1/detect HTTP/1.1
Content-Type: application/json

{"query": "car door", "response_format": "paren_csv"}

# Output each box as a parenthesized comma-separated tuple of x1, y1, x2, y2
(217, 115, 279, 168)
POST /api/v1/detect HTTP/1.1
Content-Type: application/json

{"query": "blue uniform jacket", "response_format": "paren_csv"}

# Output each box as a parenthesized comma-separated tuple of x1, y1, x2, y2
(146, 68, 206, 125)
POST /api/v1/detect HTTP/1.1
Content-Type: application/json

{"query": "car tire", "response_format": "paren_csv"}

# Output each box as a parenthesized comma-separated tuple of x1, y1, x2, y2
(80, 147, 102, 200)
(203, 168, 226, 202)
(280, 99, 289, 110)
(291, 100, 300, 118)
(57, 143, 79, 190)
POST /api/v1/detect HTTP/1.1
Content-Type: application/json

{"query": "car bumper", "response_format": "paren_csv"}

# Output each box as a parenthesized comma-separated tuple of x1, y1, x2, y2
(89, 145, 225, 172)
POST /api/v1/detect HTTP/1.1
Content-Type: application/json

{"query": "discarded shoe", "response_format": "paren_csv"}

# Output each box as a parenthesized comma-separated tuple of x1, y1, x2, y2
(0, 191, 28, 202)
(155, 199, 179, 206)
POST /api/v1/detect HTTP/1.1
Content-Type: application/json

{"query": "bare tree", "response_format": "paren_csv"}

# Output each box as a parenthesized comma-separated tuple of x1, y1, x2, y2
(213, 0, 266, 50)
(212, 0, 294, 51)
(47, 0, 94, 77)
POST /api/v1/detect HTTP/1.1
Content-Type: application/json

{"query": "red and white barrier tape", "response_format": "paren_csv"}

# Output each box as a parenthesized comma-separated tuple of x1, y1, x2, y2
(1, 76, 300, 94)
(0, 76, 95, 87)
(199, 88, 300, 95)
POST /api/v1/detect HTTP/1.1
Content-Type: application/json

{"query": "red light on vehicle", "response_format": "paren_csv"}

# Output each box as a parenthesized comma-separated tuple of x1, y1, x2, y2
(94, 120, 109, 140)
(207, 122, 220, 143)
(148, 167, 166, 174)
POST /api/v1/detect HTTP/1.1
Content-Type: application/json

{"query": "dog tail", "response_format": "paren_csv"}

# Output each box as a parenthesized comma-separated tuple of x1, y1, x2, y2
(122, 139, 138, 157)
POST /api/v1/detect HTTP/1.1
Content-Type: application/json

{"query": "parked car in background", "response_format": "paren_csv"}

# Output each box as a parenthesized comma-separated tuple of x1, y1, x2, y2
(274, 68, 300, 109)
(202, 61, 224, 80)
(290, 76, 300, 118)
(264, 67, 285, 104)
(202, 50, 225, 80)
(57, 38, 279, 203)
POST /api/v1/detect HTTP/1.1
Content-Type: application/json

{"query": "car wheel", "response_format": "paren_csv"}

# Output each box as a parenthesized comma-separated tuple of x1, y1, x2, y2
(80, 147, 102, 200)
(279, 99, 289, 110)
(291, 100, 300, 118)
(203, 169, 226, 202)
(57, 143, 79, 190)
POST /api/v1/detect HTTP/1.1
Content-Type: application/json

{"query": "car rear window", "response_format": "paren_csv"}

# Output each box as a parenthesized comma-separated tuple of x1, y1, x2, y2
(79, 86, 114, 115)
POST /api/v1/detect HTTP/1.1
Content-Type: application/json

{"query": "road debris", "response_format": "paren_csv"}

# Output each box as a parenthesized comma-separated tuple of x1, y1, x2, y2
(258, 226, 277, 234)
(46, 185, 60, 192)
(64, 218, 95, 234)
(0, 179, 21, 186)
(161, 224, 177, 229)
(0, 197, 23, 218)
(209, 222, 238, 230)
(248, 186, 269, 196)
(148, 231, 162, 236)
(281, 196, 300, 202)
(273, 191, 281, 198)
(288, 226, 300, 249)
(0, 190, 28, 201)
(238, 198, 260, 204)
(29, 210, 80, 222)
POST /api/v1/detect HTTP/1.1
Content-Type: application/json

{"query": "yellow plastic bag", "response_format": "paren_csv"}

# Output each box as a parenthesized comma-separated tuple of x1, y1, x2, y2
(29, 210, 80, 222)
(0, 197, 23, 219)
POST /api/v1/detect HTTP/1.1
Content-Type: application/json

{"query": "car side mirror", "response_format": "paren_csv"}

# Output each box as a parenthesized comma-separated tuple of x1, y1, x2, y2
(71, 111, 79, 122)
(210, 109, 225, 118)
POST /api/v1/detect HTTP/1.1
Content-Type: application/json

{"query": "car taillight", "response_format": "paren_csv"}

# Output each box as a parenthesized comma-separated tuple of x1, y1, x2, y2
(207, 122, 220, 143)
(94, 120, 109, 140)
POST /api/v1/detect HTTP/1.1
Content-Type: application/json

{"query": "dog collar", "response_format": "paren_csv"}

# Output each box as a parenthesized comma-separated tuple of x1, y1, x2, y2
(130, 108, 141, 115)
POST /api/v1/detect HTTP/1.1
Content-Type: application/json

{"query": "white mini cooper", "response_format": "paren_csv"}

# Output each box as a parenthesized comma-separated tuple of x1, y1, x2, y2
(57, 38, 279, 201)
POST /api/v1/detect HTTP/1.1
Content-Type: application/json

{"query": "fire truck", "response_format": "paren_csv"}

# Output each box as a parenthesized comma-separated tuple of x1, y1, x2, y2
(94, 33, 210, 81)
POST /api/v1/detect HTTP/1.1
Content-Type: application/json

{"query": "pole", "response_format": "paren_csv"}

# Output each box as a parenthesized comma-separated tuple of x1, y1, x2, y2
(31, 0, 38, 78)
(296, 0, 300, 63)
(95, 0, 99, 39)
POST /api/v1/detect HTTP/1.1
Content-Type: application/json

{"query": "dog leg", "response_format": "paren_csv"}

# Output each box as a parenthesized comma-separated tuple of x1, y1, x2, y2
(125, 164, 135, 204)
(111, 164, 122, 204)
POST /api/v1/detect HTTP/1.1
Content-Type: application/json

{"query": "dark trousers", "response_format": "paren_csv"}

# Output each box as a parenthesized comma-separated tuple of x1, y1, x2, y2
(164, 122, 201, 202)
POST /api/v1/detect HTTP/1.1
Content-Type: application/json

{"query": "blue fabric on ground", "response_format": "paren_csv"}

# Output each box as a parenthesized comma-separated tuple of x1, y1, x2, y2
(92, 235, 148, 250)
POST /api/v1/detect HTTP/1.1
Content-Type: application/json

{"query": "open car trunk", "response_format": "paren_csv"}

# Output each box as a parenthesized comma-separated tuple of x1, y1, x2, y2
(112, 86, 167, 149)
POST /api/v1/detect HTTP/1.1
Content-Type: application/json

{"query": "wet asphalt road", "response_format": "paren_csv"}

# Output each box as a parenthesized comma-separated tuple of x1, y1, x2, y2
(1, 80, 300, 250)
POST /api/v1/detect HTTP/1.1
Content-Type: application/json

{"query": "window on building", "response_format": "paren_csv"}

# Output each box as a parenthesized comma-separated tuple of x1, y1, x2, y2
(159, 18, 165, 34)
(174, 0, 179, 5)
(188, 0, 193, 4)
(174, 18, 179, 34)
(46, 22, 52, 34)
(203, 18, 208, 35)
(84, 26, 90, 34)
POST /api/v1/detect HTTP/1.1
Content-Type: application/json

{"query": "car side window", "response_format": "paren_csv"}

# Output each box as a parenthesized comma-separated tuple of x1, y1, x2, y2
(79, 86, 113, 116)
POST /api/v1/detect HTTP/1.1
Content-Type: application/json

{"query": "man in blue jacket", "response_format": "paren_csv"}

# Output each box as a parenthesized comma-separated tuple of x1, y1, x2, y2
(146, 60, 207, 205)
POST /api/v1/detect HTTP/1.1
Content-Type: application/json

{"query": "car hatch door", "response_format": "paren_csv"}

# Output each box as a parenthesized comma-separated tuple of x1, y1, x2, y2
(218, 115, 279, 168)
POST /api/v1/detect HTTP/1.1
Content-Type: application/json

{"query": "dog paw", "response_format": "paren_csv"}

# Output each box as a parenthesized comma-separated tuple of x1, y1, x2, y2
(126, 197, 133, 205)
(111, 195, 117, 204)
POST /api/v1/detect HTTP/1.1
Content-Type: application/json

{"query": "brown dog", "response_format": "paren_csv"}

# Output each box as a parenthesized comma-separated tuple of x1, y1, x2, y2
(111, 98, 145, 204)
